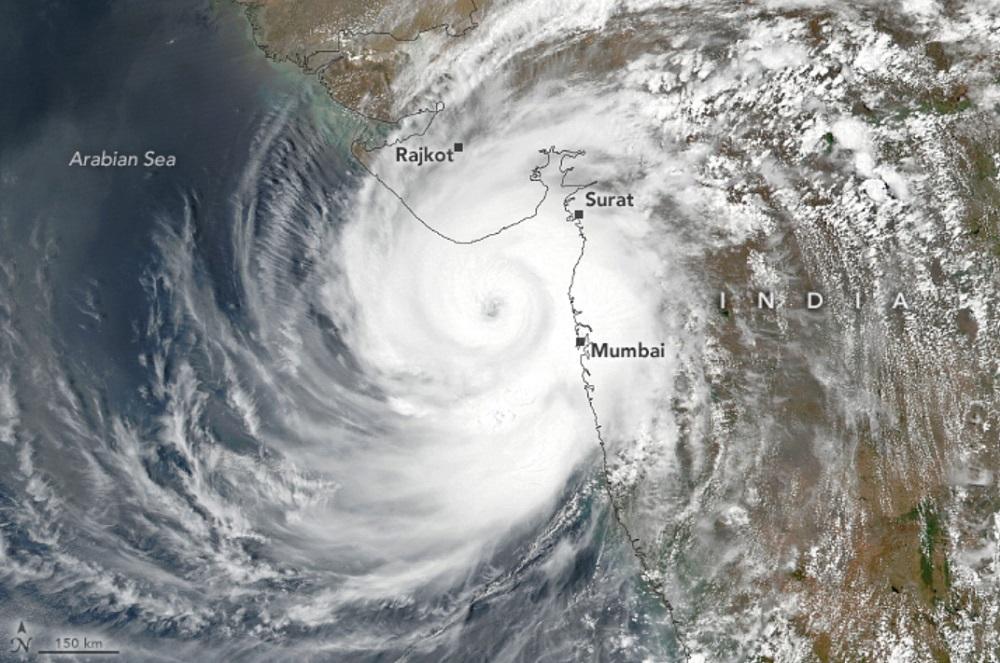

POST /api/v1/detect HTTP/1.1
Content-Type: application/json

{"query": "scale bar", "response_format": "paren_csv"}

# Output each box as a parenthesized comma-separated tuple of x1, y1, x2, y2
(37, 651, 120, 655)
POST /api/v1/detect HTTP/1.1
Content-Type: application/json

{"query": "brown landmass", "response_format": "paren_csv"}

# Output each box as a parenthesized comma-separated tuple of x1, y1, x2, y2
(237, 0, 481, 122)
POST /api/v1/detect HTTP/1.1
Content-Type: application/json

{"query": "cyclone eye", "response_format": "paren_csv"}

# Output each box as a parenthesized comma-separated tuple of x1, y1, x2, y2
(481, 295, 504, 320)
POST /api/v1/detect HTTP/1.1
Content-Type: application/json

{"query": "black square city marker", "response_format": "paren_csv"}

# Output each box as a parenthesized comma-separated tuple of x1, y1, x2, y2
(453, 142, 464, 152)
(576, 336, 586, 347)
(574, 210, 584, 219)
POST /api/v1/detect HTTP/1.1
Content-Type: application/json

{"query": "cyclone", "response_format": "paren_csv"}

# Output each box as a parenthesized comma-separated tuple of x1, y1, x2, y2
(134, 41, 681, 651)
(0, 0, 687, 656)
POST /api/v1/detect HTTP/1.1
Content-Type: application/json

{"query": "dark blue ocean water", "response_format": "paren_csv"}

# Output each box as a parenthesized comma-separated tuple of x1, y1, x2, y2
(2, 0, 301, 398)
(0, 1, 351, 659)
